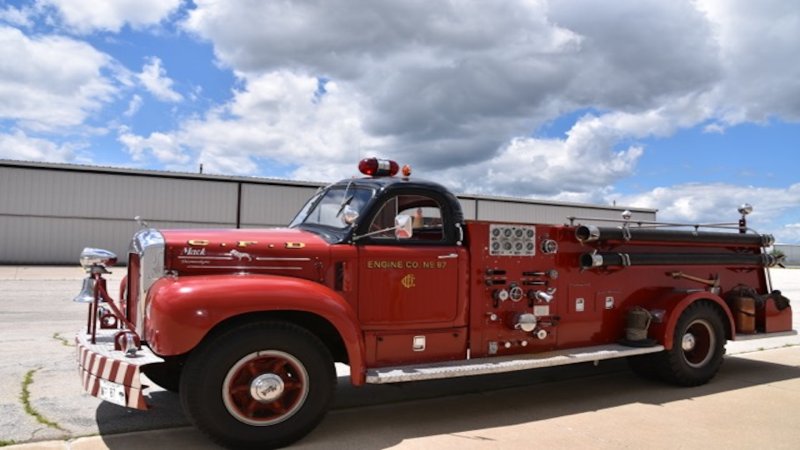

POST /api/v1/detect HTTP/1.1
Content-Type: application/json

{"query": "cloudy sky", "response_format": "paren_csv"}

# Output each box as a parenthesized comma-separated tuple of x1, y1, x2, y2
(1, 0, 799, 242)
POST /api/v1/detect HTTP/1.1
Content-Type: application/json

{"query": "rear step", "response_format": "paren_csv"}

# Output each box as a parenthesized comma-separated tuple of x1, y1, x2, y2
(366, 343, 665, 384)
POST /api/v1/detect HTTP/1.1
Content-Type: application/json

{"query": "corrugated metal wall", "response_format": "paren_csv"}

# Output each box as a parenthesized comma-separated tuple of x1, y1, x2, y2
(0, 161, 656, 264)
(458, 195, 653, 224)
(775, 244, 800, 266)
(240, 184, 320, 228)
(0, 165, 246, 264)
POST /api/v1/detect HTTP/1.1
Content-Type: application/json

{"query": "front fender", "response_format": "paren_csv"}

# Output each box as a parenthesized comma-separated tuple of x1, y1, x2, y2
(645, 291, 735, 350)
(144, 274, 365, 384)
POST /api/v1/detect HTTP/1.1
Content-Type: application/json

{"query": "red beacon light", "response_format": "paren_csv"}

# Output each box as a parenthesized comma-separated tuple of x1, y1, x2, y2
(358, 158, 399, 177)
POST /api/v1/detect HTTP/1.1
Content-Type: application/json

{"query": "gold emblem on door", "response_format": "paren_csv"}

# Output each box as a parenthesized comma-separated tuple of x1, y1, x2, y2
(401, 274, 416, 289)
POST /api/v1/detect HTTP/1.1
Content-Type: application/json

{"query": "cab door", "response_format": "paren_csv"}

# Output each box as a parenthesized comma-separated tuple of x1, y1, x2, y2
(357, 244, 462, 326)
(355, 191, 468, 366)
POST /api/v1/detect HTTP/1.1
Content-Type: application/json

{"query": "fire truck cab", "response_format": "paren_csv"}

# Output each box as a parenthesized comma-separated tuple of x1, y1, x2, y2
(75, 158, 793, 449)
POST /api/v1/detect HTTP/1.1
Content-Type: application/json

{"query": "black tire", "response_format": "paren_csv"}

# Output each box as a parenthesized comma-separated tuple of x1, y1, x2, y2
(141, 359, 183, 392)
(655, 302, 726, 386)
(179, 321, 335, 449)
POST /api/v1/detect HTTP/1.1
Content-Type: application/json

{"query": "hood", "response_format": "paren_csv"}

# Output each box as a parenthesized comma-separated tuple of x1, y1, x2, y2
(161, 227, 330, 280)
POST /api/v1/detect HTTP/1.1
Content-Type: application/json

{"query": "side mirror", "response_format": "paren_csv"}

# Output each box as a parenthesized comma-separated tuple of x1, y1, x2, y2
(394, 215, 414, 239)
(341, 204, 359, 225)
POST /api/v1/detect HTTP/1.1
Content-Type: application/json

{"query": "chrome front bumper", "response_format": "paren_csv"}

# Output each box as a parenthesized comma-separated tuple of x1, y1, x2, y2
(76, 329, 163, 410)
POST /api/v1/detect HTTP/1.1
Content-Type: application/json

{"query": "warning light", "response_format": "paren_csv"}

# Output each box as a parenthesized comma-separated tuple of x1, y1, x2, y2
(358, 158, 399, 177)
(402, 164, 412, 177)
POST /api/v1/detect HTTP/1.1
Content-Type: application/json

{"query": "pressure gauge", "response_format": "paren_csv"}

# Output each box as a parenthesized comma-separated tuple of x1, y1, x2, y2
(509, 284, 524, 302)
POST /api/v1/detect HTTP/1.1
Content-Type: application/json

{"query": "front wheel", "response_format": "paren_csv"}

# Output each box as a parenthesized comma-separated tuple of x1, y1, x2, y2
(141, 358, 183, 392)
(180, 322, 335, 449)
(656, 302, 726, 386)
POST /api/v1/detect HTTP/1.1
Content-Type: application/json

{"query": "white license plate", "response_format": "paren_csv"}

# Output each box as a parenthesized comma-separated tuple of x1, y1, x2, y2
(98, 379, 127, 407)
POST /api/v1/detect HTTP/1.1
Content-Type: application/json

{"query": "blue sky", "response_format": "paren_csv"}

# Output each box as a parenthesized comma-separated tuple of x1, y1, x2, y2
(0, 0, 799, 242)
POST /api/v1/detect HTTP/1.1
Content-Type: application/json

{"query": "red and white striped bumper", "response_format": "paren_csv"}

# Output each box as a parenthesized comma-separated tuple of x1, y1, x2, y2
(76, 329, 164, 410)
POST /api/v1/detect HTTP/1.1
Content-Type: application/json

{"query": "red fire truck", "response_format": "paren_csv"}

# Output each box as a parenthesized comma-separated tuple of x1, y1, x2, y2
(75, 158, 793, 448)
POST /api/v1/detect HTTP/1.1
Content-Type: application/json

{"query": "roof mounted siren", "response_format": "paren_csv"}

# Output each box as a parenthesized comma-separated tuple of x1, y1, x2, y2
(358, 157, 399, 177)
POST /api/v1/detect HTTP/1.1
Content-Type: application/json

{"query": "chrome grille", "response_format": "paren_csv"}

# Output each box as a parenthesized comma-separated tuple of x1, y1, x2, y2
(127, 253, 141, 327)
(129, 228, 165, 336)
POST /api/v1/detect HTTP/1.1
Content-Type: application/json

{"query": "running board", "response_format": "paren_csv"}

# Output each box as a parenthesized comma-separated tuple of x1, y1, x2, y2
(366, 343, 665, 384)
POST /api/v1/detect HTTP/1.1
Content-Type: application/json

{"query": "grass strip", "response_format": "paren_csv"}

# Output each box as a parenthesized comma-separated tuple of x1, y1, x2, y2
(20, 368, 67, 432)
(53, 332, 74, 347)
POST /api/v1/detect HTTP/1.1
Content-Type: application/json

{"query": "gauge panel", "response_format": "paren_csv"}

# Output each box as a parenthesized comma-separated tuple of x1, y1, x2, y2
(489, 224, 536, 256)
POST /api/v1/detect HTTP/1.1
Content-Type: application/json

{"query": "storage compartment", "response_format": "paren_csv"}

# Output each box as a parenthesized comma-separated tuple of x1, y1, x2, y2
(757, 297, 793, 333)
(365, 328, 467, 367)
(732, 297, 756, 334)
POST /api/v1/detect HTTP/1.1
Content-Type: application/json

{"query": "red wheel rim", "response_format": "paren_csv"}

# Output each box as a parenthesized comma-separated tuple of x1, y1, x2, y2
(222, 350, 309, 426)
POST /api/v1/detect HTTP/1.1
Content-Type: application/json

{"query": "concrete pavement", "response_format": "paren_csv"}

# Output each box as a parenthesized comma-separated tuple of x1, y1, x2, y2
(6, 346, 800, 450)
(1, 267, 799, 449)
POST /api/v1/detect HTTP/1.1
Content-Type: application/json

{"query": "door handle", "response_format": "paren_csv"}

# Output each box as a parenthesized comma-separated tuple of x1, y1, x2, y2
(438, 253, 458, 259)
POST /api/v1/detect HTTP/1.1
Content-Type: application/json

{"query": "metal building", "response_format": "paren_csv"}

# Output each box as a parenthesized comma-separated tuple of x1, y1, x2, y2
(0, 160, 656, 264)
(775, 244, 800, 267)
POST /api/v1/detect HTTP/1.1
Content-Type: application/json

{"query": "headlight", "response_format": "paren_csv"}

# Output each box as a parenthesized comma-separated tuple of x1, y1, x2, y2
(79, 248, 117, 270)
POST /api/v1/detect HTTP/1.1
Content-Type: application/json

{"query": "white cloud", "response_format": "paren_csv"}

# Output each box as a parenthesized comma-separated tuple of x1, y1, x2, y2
(183, 0, 583, 167)
(434, 115, 645, 199)
(695, 0, 800, 124)
(777, 224, 800, 244)
(703, 123, 726, 134)
(407, 92, 716, 199)
(179, 2, 675, 187)
(612, 183, 800, 239)
(124, 94, 143, 117)
(176, 0, 800, 196)
(0, 4, 34, 27)
(2, 0, 794, 242)
(182, 0, 725, 172)
(0, 25, 117, 130)
(118, 129, 188, 165)
(137, 57, 182, 102)
(0, 130, 74, 161)
(39, 0, 182, 34)
(119, 71, 385, 177)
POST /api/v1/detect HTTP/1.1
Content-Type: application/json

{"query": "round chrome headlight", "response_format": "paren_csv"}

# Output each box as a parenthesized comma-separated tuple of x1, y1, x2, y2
(79, 247, 117, 270)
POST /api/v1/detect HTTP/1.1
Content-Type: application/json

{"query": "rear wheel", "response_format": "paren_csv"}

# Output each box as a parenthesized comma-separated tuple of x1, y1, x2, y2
(656, 302, 726, 386)
(180, 321, 335, 449)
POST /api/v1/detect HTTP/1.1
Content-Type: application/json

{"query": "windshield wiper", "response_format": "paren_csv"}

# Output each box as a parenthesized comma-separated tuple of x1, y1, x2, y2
(336, 194, 354, 218)
(336, 180, 354, 218)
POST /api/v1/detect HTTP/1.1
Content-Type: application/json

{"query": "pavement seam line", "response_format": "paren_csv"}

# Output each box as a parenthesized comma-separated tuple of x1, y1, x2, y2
(21, 367, 68, 432)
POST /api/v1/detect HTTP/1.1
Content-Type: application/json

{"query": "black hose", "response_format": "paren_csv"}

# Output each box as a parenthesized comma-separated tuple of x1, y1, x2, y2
(580, 252, 778, 269)
(575, 225, 773, 247)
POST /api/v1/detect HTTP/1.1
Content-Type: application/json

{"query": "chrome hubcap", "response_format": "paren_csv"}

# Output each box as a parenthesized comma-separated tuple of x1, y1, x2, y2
(682, 333, 696, 351)
(682, 319, 715, 369)
(250, 373, 285, 403)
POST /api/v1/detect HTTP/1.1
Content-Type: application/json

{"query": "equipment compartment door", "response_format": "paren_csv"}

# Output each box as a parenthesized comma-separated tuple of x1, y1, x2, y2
(357, 245, 462, 327)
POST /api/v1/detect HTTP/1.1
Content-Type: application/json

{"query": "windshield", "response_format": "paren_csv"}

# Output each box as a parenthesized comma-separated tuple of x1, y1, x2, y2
(289, 185, 374, 230)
